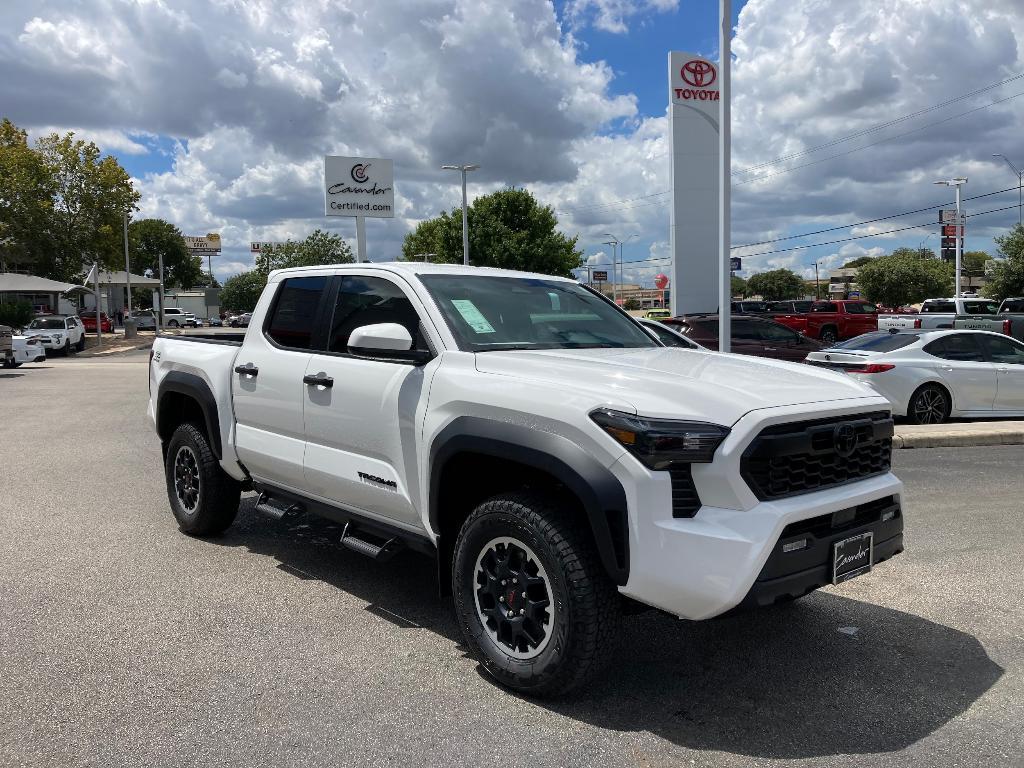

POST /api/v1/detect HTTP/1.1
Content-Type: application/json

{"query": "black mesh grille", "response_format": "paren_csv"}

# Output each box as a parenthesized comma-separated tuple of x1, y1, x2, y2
(741, 411, 893, 500)
(669, 466, 701, 518)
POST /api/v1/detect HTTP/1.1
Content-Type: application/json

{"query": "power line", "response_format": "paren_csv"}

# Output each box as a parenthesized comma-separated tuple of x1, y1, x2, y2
(555, 190, 670, 215)
(732, 184, 1020, 250)
(733, 71, 1024, 176)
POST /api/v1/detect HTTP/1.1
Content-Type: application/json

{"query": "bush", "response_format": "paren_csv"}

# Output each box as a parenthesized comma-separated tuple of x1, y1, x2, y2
(0, 300, 33, 329)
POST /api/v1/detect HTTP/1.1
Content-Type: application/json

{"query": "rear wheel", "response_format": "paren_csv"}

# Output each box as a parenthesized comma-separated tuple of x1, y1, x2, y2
(168, 319, 179, 328)
(819, 326, 838, 345)
(908, 384, 950, 425)
(452, 492, 621, 697)
(164, 422, 240, 536)
(75, 335, 85, 352)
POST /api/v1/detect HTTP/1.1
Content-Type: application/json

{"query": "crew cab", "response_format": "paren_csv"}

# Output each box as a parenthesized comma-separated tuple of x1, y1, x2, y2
(951, 297, 1024, 341)
(773, 300, 878, 345)
(148, 263, 904, 696)
(879, 297, 999, 332)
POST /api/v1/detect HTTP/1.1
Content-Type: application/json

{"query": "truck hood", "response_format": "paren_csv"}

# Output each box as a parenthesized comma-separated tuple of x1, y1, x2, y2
(474, 347, 882, 425)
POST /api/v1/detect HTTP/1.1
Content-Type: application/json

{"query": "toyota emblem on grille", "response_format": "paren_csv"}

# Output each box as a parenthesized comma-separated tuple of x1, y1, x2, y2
(833, 423, 858, 458)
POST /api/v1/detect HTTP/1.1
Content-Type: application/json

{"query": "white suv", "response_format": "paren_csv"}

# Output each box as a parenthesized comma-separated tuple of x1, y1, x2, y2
(23, 315, 86, 355)
(162, 308, 196, 328)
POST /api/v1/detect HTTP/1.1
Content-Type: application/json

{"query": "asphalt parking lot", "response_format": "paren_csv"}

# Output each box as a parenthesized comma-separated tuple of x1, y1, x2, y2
(1, 352, 1022, 768)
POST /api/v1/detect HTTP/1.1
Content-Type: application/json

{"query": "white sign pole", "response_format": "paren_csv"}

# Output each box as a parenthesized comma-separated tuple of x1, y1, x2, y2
(719, 0, 732, 353)
(94, 263, 102, 348)
(356, 216, 367, 263)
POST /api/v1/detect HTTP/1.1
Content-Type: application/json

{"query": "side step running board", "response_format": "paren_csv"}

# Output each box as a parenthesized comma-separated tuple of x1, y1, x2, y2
(340, 522, 402, 562)
(254, 492, 304, 521)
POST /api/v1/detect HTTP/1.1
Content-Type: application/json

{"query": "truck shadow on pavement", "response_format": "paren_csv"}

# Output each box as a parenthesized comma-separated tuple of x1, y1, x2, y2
(219, 497, 1002, 761)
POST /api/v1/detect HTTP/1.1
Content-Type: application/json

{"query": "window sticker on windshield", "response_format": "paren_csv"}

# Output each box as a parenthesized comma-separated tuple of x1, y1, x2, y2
(451, 299, 496, 334)
(548, 292, 561, 311)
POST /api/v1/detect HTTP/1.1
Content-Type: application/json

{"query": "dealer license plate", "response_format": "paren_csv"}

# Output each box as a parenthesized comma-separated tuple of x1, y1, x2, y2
(832, 531, 873, 584)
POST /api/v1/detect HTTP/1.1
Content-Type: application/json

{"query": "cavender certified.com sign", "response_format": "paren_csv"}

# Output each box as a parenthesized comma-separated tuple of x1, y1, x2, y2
(324, 156, 395, 218)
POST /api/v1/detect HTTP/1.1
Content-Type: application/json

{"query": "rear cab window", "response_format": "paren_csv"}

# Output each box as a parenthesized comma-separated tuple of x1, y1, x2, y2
(264, 275, 329, 350)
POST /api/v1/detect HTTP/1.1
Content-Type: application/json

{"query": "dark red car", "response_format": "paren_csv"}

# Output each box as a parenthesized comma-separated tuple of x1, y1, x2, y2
(773, 300, 878, 345)
(664, 314, 824, 362)
(79, 310, 113, 333)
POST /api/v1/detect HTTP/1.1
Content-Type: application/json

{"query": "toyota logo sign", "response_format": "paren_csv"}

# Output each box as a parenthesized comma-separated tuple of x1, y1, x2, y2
(681, 59, 716, 88)
(833, 423, 859, 459)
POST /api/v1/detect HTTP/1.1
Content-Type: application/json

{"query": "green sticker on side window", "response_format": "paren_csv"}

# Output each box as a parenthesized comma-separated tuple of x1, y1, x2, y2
(451, 299, 496, 334)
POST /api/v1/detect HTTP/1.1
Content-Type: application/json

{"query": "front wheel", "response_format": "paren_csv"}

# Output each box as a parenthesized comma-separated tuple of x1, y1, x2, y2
(819, 327, 838, 346)
(908, 384, 950, 425)
(164, 422, 240, 536)
(60, 339, 71, 357)
(168, 319, 179, 328)
(452, 493, 621, 697)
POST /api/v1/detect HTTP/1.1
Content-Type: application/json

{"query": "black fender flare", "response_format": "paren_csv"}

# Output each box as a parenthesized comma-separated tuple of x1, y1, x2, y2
(157, 371, 223, 459)
(429, 416, 629, 585)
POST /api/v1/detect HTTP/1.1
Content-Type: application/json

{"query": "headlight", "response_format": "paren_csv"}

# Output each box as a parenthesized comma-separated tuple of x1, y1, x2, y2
(590, 409, 730, 468)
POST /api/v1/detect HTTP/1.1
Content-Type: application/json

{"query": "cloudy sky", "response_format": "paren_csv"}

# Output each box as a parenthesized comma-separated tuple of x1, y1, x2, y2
(2, 0, 1024, 286)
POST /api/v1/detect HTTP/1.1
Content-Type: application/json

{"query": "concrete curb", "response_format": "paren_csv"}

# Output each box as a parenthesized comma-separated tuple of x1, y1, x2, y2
(893, 421, 1024, 449)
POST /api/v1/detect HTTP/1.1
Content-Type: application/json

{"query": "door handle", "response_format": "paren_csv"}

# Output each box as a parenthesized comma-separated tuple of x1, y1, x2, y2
(303, 373, 334, 388)
(764, 347, 778, 352)
(997, 366, 1009, 373)
(234, 364, 258, 377)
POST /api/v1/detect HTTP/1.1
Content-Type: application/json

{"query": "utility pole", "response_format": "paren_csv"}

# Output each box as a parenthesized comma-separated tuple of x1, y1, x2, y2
(814, 261, 820, 300)
(441, 164, 479, 265)
(602, 237, 620, 304)
(934, 177, 967, 298)
(123, 212, 132, 320)
(602, 234, 636, 307)
(992, 154, 1023, 226)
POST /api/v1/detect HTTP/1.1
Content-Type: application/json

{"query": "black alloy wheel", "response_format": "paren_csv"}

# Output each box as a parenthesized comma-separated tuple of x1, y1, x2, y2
(173, 445, 201, 514)
(909, 384, 950, 425)
(820, 327, 838, 345)
(163, 422, 240, 536)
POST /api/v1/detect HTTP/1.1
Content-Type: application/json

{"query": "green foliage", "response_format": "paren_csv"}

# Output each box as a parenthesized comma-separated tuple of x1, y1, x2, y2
(255, 229, 353, 275)
(746, 268, 805, 301)
(401, 188, 583, 277)
(623, 298, 641, 310)
(856, 253, 953, 306)
(129, 219, 203, 289)
(730, 275, 748, 298)
(961, 250, 992, 274)
(842, 255, 875, 268)
(0, 119, 139, 281)
(984, 225, 1024, 300)
(0, 299, 33, 328)
(218, 271, 267, 312)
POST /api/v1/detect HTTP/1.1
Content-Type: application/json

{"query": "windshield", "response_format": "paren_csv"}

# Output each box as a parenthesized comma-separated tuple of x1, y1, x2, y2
(833, 332, 920, 352)
(420, 275, 658, 352)
(28, 318, 66, 329)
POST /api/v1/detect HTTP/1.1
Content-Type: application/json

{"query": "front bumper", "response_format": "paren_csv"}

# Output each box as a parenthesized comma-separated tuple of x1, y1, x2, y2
(612, 399, 903, 620)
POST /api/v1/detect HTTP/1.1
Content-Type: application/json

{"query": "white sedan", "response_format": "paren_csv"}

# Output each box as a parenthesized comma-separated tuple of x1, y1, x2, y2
(3, 335, 48, 367)
(806, 329, 1024, 423)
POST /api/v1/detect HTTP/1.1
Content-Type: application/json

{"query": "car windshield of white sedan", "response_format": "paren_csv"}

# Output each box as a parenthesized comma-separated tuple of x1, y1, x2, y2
(28, 318, 66, 330)
(421, 275, 658, 351)
(833, 332, 920, 352)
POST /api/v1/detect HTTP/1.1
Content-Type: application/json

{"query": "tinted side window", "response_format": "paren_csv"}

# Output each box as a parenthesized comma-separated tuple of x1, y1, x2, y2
(812, 303, 837, 313)
(922, 302, 956, 313)
(1001, 300, 1024, 312)
(924, 334, 983, 362)
(329, 275, 427, 353)
(755, 321, 797, 342)
(732, 319, 760, 341)
(265, 276, 327, 350)
(980, 335, 1024, 364)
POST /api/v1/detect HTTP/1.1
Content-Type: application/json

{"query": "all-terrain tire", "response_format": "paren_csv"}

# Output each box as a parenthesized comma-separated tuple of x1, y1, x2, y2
(819, 326, 838, 345)
(452, 492, 621, 697)
(164, 422, 241, 536)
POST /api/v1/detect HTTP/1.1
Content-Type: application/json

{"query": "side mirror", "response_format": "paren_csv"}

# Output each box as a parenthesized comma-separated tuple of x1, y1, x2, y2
(348, 323, 432, 364)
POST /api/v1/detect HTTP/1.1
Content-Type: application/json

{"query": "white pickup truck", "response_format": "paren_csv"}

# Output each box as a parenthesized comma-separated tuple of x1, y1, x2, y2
(878, 297, 999, 331)
(148, 262, 904, 696)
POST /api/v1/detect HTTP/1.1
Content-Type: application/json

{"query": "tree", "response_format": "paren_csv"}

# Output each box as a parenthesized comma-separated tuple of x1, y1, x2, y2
(0, 119, 52, 272)
(34, 130, 139, 281)
(401, 188, 583, 277)
(129, 219, 203, 289)
(623, 298, 640, 310)
(842, 255, 875, 268)
(730, 275, 748, 297)
(746, 269, 805, 301)
(218, 271, 266, 312)
(984, 225, 1024, 300)
(255, 229, 353, 274)
(856, 252, 953, 306)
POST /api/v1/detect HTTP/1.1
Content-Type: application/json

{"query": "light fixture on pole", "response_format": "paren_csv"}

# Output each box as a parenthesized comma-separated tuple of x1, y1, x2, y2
(934, 177, 967, 298)
(602, 233, 637, 307)
(441, 164, 479, 265)
(918, 232, 934, 258)
(813, 260, 820, 300)
(992, 154, 1023, 226)
(602, 238, 619, 303)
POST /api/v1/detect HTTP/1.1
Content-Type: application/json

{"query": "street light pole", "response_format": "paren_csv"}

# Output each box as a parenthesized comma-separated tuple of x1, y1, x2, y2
(602, 238, 619, 303)
(934, 177, 968, 298)
(123, 212, 132, 318)
(992, 154, 1023, 226)
(441, 164, 479, 265)
(814, 261, 820, 300)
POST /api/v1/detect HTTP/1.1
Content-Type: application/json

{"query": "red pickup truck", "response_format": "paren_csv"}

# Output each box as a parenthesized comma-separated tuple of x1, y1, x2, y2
(773, 300, 878, 345)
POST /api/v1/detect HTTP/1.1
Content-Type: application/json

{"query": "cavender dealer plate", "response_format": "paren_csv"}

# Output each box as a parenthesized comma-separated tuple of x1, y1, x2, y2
(833, 531, 873, 584)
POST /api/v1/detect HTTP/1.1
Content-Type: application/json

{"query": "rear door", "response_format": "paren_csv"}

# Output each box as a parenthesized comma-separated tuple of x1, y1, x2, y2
(301, 272, 438, 529)
(753, 318, 812, 361)
(730, 317, 768, 356)
(978, 334, 1024, 412)
(923, 333, 997, 412)
(232, 274, 331, 489)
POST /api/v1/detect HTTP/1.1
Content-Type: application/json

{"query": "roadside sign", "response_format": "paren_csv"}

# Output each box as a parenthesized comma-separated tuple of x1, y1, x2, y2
(250, 241, 282, 253)
(939, 209, 966, 224)
(729, 256, 742, 271)
(848, 290, 861, 298)
(185, 235, 221, 253)
(941, 225, 964, 237)
(593, 270, 608, 281)
(324, 156, 395, 219)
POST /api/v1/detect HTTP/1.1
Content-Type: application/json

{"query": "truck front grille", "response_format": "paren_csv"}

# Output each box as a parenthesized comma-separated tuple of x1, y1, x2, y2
(741, 411, 893, 500)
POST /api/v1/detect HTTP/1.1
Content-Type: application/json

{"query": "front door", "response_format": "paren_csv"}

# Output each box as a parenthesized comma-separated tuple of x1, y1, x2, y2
(232, 275, 330, 489)
(979, 334, 1024, 412)
(925, 333, 997, 412)
(302, 273, 438, 530)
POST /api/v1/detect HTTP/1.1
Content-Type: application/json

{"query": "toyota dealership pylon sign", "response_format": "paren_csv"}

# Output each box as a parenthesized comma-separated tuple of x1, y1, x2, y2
(668, 51, 722, 316)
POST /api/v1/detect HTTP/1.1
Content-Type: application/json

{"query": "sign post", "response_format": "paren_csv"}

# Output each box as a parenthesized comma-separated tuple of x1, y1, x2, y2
(324, 156, 395, 262)
(186, 234, 221, 322)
